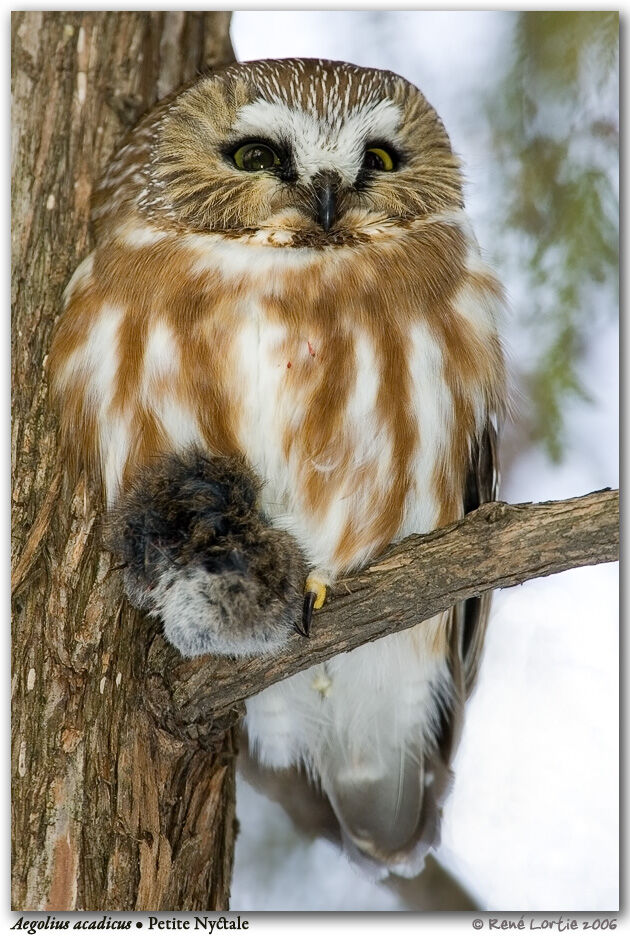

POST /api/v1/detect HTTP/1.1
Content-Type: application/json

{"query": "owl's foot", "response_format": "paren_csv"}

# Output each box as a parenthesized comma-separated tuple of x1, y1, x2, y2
(301, 574, 328, 636)
(105, 448, 306, 658)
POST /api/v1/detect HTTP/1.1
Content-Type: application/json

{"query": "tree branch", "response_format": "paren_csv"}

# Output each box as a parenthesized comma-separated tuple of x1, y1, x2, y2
(144, 488, 619, 735)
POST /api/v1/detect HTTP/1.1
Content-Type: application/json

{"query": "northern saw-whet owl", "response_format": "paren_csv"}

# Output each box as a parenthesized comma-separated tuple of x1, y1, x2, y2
(50, 58, 506, 879)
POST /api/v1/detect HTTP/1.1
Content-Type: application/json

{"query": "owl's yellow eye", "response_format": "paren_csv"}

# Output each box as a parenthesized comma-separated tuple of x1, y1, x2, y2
(364, 147, 395, 172)
(232, 142, 281, 172)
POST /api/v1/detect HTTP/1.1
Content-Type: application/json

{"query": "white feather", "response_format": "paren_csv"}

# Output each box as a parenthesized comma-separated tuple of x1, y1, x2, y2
(118, 222, 169, 248)
(399, 319, 452, 538)
(186, 231, 322, 281)
(141, 321, 203, 451)
(56, 303, 128, 500)
(234, 97, 402, 185)
(63, 252, 94, 304)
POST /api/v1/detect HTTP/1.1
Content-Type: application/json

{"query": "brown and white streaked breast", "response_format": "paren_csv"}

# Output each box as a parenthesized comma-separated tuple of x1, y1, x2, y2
(50, 207, 504, 577)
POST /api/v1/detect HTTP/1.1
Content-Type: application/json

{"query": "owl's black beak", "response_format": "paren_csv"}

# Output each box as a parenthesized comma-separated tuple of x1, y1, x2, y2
(313, 172, 339, 232)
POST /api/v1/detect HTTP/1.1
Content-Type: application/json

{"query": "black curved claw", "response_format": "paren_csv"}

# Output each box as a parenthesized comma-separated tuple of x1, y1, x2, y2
(299, 591, 317, 638)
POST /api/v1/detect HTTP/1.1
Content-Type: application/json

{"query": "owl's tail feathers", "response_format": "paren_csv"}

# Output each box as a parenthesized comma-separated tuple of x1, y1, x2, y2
(321, 618, 468, 879)
(324, 740, 455, 881)
(104, 447, 306, 657)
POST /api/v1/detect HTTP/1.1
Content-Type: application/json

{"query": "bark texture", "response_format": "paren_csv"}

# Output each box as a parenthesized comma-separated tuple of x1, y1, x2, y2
(145, 488, 619, 724)
(12, 11, 236, 911)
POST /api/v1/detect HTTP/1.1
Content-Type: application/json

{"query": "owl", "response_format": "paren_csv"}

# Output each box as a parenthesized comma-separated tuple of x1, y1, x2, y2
(49, 58, 506, 879)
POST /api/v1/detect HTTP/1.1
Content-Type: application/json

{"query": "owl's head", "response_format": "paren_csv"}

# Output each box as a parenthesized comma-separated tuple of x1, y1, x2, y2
(139, 58, 463, 246)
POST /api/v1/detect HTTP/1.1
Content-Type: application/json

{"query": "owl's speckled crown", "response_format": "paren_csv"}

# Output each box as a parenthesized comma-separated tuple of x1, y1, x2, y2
(216, 57, 410, 118)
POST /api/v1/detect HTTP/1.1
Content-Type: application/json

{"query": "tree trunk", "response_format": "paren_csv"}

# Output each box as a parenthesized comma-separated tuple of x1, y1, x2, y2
(11, 11, 237, 911)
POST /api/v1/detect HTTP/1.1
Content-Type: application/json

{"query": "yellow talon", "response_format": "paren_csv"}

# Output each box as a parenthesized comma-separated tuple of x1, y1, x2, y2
(305, 576, 327, 609)
(299, 574, 328, 637)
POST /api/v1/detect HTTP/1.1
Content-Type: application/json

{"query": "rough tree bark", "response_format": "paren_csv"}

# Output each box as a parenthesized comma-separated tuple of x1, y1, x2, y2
(12, 12, 620, 914)
(11, 12, 237, 912)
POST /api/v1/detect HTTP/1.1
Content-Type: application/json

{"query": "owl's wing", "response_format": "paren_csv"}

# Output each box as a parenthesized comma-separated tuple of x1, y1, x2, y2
(459, 418, 499, 695)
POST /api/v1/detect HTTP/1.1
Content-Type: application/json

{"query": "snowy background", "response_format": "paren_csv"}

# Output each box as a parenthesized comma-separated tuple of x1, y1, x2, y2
(228, 11, 619, 912)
